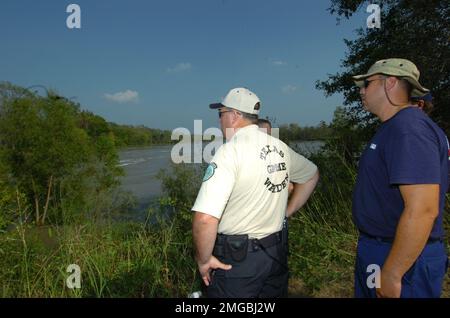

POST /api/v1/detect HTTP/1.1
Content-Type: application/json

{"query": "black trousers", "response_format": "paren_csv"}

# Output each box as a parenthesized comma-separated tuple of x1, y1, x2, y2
(207, 236, 288, 298)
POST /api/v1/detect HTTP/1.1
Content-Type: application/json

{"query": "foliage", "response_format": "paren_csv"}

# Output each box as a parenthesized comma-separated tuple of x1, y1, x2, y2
(0, 219, 199, 297)
(317, 0, 450, 136)
(288, 149, 358, 296)
(318, 106, 373, 165)
(0, 155, 28, 231)
(1, 158, 448, 297)
(278, 121, 332, 144)
(157, 163, 205, 212)
(0, 83, 125, 226)
(109, 123, 173, 148)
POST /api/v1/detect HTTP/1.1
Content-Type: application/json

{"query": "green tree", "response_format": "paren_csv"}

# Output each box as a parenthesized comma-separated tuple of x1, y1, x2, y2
(0, 88, 92, 225)
(108, 123, 173, 148)
(317, 0, 450, 140)
(79, 111, 110, 138)
(323, 106, 370, 164)
(0, 83, 124, 225)
(77, 110, 123, 189)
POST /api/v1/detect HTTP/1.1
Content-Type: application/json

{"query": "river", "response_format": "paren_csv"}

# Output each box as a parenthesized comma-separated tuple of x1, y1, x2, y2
(118, 141, 324, 212)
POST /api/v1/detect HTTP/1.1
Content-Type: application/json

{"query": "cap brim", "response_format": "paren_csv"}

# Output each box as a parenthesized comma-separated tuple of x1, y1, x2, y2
(352, 73, 373, 88)
(404, 78, 429, 95)
(209, 103, 224, 109)
(352, 74, 371, 81)
(411, 87, 430, 98)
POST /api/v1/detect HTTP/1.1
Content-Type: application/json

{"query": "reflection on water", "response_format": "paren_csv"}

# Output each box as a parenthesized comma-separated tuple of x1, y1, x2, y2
(118, 145, 173, 214)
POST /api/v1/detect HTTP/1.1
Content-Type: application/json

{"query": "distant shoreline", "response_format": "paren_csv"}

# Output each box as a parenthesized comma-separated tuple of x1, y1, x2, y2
(117, 143, 174, 151)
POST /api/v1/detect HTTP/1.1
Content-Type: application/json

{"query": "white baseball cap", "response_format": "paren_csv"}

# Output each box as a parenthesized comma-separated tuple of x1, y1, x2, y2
(209, 87, 261, 115)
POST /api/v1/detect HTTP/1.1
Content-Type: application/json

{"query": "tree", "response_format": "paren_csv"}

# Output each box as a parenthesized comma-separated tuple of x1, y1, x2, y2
(79, 111, 110, 138)
(317, 0, 450, 136)
(0, 88, 93, 225)
(0, 83, 125, 225)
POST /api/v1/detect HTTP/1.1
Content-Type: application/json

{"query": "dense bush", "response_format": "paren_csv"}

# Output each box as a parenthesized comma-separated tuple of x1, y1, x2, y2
(0, 83, 125, 227)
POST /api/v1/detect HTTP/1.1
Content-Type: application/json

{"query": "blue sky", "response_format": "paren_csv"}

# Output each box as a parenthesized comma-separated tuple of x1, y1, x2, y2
(0, 0, 368, 131)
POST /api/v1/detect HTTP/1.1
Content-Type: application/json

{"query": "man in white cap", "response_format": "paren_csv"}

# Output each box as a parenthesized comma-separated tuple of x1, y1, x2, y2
(352, 58, 449, 298)
(192, 87, 319, 297)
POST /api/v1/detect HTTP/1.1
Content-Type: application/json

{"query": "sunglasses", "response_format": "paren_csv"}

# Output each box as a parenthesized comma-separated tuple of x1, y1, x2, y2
(363, 78, 384, 89)
(218, 110, 234, 118)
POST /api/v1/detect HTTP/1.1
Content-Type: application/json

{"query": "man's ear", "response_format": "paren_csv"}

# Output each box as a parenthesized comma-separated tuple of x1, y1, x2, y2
(418, 100, 425, 110)
(385, 76, 398, 90)
(231, 111, 240, 124)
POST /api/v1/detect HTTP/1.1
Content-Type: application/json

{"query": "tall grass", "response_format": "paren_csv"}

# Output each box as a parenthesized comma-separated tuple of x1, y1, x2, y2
(0, 159, 448, 297)
(0, 210, 199, 297)
(288, 151, 358, 297)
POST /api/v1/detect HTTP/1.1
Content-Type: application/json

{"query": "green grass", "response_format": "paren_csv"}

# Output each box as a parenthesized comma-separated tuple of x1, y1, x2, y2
(0, 160, 448, 297)
(287, 153, 358, 297)
(0, 213, 200, 297)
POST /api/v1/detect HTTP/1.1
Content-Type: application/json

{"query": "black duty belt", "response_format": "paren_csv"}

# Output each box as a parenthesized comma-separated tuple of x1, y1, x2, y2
(213, 231, 282, 257)
(360, 231, 444, 244)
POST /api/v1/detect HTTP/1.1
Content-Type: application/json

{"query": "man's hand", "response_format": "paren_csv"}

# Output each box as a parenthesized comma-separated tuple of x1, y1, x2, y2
(192, 212, 233, 286)
(376, 269, 402, 298)
(197, 256, 232, 286)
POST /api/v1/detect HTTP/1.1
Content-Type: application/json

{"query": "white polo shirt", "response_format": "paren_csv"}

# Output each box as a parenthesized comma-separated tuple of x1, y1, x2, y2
(192, 124, 317, 239)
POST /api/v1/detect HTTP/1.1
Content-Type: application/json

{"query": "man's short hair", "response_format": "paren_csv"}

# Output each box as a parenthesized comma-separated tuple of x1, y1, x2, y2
(241, 112, 258, 124)
(398, 78, 413, 98)
(257, 118, 272, 128)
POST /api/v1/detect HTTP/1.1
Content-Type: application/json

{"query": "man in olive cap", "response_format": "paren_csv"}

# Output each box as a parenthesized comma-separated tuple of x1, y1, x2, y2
(352, 58, 449, 298)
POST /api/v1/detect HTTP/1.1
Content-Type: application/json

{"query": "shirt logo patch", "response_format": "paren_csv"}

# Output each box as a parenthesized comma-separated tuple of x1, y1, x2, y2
(370, 143, 377, 150)
(260, 145, 289, 193)
(202, 162, 217, 182)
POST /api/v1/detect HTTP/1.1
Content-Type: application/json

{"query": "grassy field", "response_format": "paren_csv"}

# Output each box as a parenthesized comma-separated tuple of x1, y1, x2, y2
(0, 161, 448, 297)
(0, 217, 199, 297)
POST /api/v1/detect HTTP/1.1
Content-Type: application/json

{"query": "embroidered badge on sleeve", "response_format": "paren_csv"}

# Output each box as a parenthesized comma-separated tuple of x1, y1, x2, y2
(203, 162, 217, 182)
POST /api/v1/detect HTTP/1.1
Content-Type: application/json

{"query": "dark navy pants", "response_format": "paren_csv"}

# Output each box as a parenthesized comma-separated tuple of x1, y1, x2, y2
(207, 235, 288, 298)
(354, 234, 448, 298)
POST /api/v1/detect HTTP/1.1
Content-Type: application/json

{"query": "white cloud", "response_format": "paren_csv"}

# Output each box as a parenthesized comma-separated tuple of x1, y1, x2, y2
(270, 59, 287, 66)
(104, 90, 139, 103)
(281, 85, 298, 94)
(167, 62, 192, 73)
